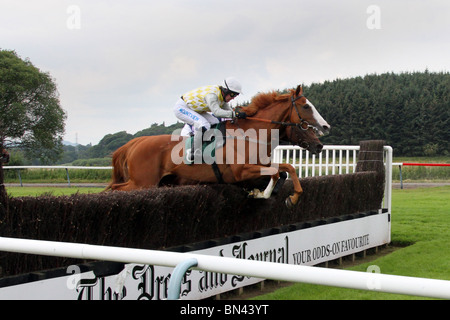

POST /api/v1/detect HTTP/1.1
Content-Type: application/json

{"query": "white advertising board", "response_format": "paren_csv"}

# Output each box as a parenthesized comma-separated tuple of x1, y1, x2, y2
(0, 213, 390, 300)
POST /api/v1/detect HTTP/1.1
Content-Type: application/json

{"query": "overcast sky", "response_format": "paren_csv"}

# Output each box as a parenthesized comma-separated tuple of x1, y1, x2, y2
(1, 0, 449, 145)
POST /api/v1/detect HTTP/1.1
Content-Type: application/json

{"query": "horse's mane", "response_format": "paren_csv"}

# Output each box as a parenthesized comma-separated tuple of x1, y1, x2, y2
(240, 90, 292, 116)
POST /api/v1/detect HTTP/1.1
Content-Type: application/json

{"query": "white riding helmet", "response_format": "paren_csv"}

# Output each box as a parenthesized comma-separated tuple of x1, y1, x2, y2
(223, 77, 243, 95)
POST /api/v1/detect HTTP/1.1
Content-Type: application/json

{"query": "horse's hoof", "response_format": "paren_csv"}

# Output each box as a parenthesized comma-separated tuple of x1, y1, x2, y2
(247, 189, 261, 198)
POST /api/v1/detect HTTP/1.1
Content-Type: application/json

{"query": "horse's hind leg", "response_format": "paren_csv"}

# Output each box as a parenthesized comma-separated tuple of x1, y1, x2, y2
(238, 163, 303, 207)
(236, 164, 279, 199)
(248, 174, 279, 199)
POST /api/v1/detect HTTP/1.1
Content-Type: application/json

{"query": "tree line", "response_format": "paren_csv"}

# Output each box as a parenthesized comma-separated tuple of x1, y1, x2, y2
(304, 70, 449, 156)
(19, 122, 184, 165)
(68, 122, 184, 162)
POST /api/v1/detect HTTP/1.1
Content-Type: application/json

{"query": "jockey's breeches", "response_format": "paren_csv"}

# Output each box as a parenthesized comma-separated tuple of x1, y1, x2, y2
(173, 98, 219, 132)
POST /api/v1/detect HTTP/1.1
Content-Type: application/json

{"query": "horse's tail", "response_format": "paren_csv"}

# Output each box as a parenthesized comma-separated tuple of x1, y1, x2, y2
(104, 138, 140, 191)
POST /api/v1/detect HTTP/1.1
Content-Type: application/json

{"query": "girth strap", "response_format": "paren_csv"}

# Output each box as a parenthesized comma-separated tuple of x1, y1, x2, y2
(211, 162, 224, 184)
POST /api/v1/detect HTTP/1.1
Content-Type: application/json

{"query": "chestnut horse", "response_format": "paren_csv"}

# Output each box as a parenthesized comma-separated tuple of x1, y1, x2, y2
(107, 86, 330, 207)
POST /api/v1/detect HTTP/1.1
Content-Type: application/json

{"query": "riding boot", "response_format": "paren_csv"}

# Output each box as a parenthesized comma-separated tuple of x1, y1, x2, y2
(188, 126, 207, 162)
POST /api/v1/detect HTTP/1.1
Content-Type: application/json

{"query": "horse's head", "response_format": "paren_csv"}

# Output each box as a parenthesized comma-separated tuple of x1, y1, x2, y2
(288, 85, 330, 136)
(237, 86, 330, 154)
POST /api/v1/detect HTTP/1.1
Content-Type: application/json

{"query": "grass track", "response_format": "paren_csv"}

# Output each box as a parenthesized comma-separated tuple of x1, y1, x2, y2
(5, 186, 104, 197)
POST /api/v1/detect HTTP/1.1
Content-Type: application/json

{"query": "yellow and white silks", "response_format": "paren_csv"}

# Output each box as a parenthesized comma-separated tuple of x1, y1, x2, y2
(174, 85, 234, 136)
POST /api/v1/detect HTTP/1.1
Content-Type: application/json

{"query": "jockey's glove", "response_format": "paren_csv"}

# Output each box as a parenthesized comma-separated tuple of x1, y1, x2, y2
(234, 108, 247, 119)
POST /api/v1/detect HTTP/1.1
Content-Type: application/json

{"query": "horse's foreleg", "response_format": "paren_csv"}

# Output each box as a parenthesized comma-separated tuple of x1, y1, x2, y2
(277, 163, 303, 207)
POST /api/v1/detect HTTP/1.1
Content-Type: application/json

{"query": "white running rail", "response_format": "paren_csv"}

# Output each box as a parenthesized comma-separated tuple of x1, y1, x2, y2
(0, 236, 448, 299)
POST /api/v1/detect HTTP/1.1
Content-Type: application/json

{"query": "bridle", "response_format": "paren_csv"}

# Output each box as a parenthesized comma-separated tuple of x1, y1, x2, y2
(289, 94, 315, 131)
(242, 94, 316, 132)
(229, 93, 322, 153)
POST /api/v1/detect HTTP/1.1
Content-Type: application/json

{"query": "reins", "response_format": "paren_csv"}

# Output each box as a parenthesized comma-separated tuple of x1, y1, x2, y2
(243, 94, 315, 131)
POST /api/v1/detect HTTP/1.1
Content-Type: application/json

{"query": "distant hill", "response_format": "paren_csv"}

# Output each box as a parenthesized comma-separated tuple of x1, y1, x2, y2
(60, 122, 184, 163)
(62, 140, 79, 147)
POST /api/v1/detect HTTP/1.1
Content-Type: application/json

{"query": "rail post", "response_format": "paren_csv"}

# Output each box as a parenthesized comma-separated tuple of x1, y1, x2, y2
(65, 168, 71, 187)
(167, 258, 198, 300)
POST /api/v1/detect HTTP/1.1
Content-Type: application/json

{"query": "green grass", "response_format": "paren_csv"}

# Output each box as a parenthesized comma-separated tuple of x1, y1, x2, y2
(5, 186, 104, 197)
(252, 186, 450, 300)
(3, 168, 111, 184)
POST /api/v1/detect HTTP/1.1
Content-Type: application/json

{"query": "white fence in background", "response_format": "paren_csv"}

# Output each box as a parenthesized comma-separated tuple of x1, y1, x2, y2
(273, 145, 393, 213)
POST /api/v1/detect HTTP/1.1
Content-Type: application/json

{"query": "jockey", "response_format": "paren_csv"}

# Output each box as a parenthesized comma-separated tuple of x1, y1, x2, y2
(174, 77, 246, 161)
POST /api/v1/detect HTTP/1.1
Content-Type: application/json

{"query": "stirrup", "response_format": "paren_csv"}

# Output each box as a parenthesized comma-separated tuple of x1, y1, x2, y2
(187, 148, 202, 162)
(192, 148, 202, 161)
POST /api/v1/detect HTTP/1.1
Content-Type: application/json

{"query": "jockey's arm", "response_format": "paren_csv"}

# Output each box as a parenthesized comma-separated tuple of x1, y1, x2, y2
(205, 93, 234, 118)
